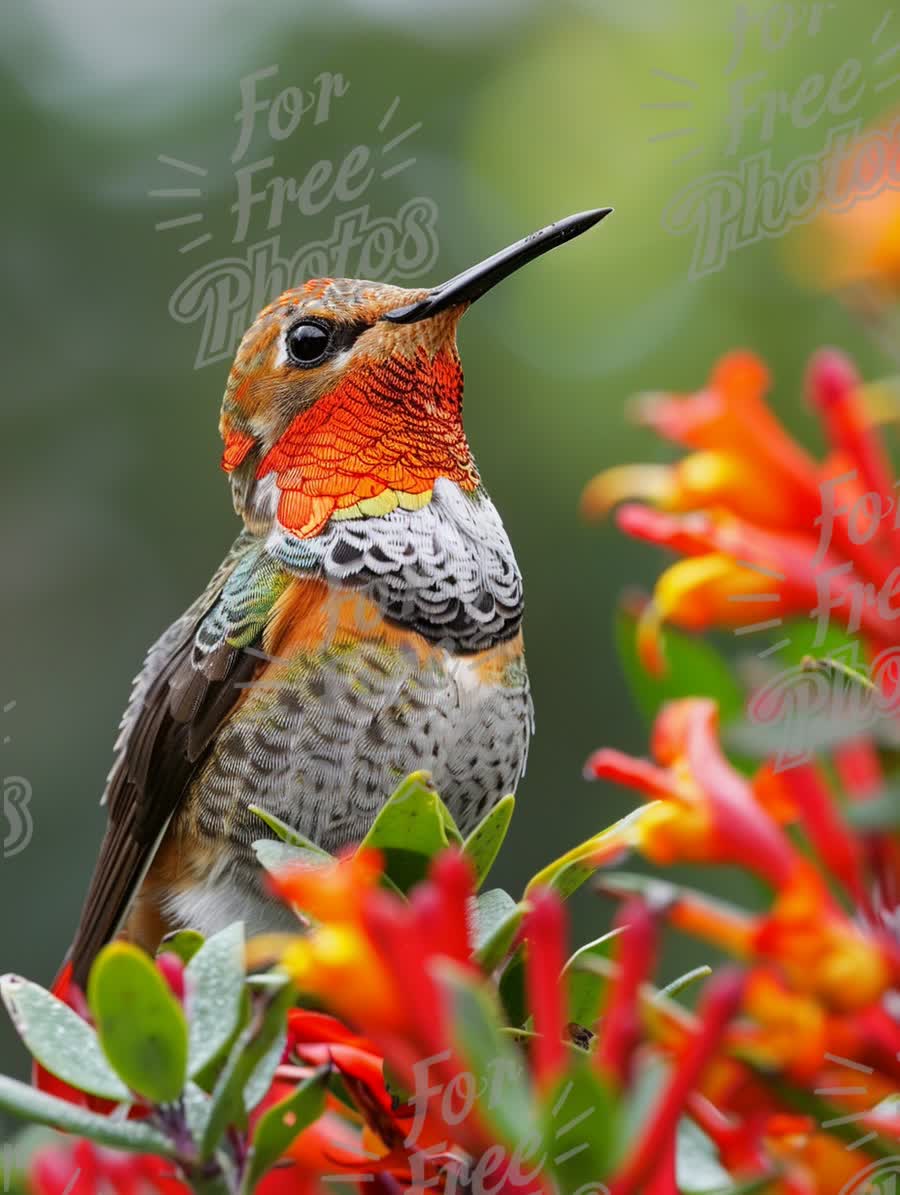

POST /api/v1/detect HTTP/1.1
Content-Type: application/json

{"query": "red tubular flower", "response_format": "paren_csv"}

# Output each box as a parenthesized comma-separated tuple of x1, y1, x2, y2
(409, 848, 475, 969)
(522, 886, 567, 1088)
(154, 953, 186, 1002)
(806, 350, 895, 527)
(595, 897, 657, 1087)
(609, 969, 745, 1195)
(757, 760, 870, 912)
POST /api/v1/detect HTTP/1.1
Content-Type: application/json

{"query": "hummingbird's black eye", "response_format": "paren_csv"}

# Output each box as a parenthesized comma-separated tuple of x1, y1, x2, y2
(285, 320, 332, 367)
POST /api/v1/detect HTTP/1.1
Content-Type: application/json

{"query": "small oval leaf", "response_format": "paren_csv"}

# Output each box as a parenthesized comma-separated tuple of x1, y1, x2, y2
(248, 804, 332, 854)
(463, 795, 515, 888)
(200, 981, 295, 1161)
(245, 1065, 329, 1189)
(1, 975, 131, 1102)
(185, 922, 245, 1077)
(158, 929, 205, 966)
(359, 771, 462, 891)
(88, 943, 188, 1105)
(473, 890, 524, 972)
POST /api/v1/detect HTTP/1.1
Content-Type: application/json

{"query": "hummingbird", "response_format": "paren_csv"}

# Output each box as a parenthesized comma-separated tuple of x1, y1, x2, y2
(66, 208, 612, 987)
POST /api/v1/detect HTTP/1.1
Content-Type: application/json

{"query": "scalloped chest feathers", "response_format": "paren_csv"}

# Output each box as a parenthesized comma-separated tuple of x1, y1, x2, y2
(156, 480, 533, 936)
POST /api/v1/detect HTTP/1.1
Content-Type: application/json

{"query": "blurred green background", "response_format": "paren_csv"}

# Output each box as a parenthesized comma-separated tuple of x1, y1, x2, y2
(0, 0, 895, 1098)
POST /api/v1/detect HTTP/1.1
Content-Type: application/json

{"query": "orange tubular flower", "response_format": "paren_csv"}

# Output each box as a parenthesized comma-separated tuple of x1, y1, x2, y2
(584, 347, 900, 675)
(271, 848, 401, 1032)
(588, 699, 899, 1013)
(586, 698, 797, 887)
(797, 110, 900, 308)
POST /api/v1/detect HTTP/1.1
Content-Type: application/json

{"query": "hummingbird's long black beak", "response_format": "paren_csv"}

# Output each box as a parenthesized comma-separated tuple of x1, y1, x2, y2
(383, 207, 613, 325)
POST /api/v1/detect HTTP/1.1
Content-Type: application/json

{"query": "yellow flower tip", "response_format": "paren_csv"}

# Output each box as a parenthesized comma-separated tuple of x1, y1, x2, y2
(859, 380, 900, 427)
(280, 925, 398, 1026)
(817, 937, 891, 1012)
(636, 800, 714, 865)
(744, 974, 827, 1075)
(653, 554, 779, 634)
(280, 940, 316, 985)
(244, 934, 303, 972)
(579, 464, 676, 521)
(675, 451, 747, 506)
(310, 924, 364, 969)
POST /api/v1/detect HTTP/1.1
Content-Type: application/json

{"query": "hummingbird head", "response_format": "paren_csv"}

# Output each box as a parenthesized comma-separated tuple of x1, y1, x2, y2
(219, 208, 612, 538)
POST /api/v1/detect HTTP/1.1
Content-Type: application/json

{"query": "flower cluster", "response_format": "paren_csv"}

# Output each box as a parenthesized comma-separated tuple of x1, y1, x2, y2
(586, 696, 900, 1192)
(582, 346, 900, 684)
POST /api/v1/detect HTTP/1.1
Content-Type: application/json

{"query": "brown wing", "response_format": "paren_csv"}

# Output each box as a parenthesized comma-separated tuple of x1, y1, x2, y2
(69, 535, 262, 987)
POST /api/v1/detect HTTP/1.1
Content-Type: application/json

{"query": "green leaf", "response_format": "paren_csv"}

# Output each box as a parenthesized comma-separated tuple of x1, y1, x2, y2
(158, 930, 206, 966)
(597, 869, 744, 919)
(358, 771, 462, 892)
(474, 889, 525, 972)
(253, 840, 332, 876)
(542, 1060, 618, 1194)
(525, 806, 648, 900)
(621, 1055, 667, 1150)
(773, 618, 860, 666)
(498, 945, 527, 1028)
(437, 959, 537, 1151)
(244, 1066, 329, 1191)
(615, 609, 743, 726)
(463, 795, 515, 888)
(676, 1117, 732, 1193)
(0, 975, 130, 1102)
(657, 965, 712, 1002)
(191, 989, 252, 1094)
(200, 981, 295, 1161)
(563, 930, 623, 1029)
(0, 1073, 174, 1155)
(244, 1025, 288, 1113)
(185, 923, 246, 1078)
(88, 942, 189, 1105)
(183, 1080, 213, 1145)
(248, 805, 331, 856)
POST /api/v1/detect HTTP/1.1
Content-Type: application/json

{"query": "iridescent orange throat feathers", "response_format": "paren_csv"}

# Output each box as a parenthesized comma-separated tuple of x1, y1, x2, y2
(222, 342, 478, 539)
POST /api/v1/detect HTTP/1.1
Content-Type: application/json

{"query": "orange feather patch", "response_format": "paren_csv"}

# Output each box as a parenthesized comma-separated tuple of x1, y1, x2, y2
(221, 429, 256, 473)
(256, 347, 478, 538)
